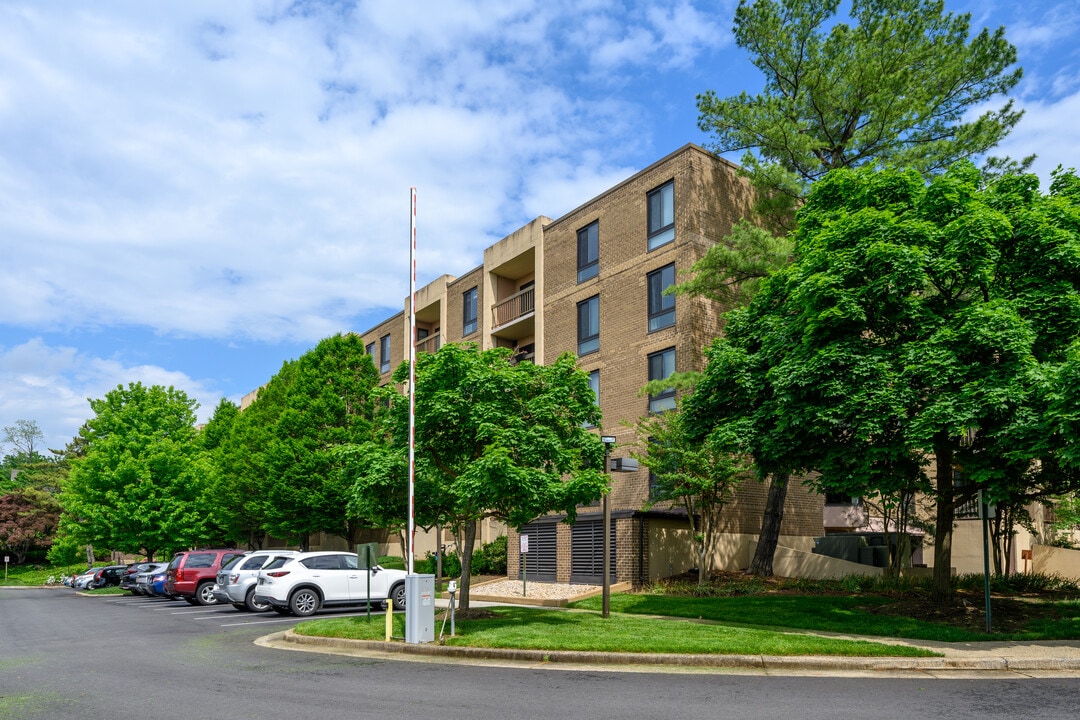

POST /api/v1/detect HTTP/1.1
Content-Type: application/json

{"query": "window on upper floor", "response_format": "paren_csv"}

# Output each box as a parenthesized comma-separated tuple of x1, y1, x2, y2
(647, 263, 676, 332)
(462, 287, 478, 336)
(647, 347, 676, 412)
(365, 341, 375, 357)
(647, 181, 674, 251)
(379, 334, 391, 373)
(577, 295, 599, 356)
(577, 221, 599, 283)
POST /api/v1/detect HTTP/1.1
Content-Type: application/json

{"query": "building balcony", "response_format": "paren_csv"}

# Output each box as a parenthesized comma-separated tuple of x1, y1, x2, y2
(491, 286, 535, 340)
(415, 333, 441, 354)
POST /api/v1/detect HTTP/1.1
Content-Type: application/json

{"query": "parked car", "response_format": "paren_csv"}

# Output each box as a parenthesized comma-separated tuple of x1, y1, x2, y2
(73, 568, 104, 590)
(254, 551, 408, 617)
(120, 563, 158, 594)
(148, 566, 170, 597)
(165, 549, 248, 606)
(89, 564, 129, 589)
(213, 550, 299, 612)
(133, 563, 169, 596)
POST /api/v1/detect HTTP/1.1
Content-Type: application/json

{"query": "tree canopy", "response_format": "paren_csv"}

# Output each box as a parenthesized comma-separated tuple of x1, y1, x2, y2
(698, 0, 1025, 211)
(688, 162, 1080, 600)
(341, 344, 608, 609)
(61, 383, 215, 560)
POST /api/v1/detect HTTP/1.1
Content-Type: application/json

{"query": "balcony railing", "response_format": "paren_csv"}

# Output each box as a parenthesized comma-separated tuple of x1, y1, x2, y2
(415, 333, 441, 354)
(492, 287, 535, 328)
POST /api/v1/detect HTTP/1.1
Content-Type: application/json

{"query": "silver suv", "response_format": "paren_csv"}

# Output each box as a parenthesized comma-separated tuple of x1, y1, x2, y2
(213, 550, 299, 612)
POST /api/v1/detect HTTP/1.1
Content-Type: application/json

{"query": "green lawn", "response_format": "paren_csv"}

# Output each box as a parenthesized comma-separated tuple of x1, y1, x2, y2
(567, 592, 1080, 642)
(296, 606, 937, 657)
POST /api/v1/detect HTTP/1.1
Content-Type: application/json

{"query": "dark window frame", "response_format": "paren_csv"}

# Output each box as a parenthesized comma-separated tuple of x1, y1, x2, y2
(647, 347, 676, 412)
(462, 287, 478, 336)
(647, 180, 675, 251)
(647, 263, 676, 332)
(577, 295, 600, 356)
(379, 334, 391, 373)
(577, 221, 599, 283)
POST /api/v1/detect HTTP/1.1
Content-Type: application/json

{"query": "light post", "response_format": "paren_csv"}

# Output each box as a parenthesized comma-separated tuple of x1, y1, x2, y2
(600, 435, 616, 618)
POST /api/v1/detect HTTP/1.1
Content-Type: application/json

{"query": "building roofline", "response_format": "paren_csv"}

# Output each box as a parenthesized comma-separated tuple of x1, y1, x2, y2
(543, 143, 737, 231)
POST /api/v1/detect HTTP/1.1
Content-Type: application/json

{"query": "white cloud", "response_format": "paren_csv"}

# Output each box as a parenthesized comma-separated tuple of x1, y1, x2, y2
(0, 338, 226, 454)
(0, 0, 683, 346)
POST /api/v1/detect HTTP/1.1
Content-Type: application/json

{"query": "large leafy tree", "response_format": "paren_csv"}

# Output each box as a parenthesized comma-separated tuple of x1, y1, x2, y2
(61, 383, 215, 560)
(691, 163, 1080, 600)
(254, 333, 380, 549)
(342, 344, 608, 609)
(683, 0, 1026, 577)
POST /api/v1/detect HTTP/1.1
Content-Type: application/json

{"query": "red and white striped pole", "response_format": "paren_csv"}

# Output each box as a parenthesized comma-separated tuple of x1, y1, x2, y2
(407, 188, 417, 576)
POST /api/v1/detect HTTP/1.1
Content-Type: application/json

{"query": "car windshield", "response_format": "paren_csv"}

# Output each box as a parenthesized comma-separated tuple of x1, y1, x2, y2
(262, 557, 290, 570)
(221, 555, 245, 571)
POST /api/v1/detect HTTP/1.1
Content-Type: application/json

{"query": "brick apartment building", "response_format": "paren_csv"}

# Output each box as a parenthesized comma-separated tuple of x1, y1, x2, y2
(359, 144, 826, 585)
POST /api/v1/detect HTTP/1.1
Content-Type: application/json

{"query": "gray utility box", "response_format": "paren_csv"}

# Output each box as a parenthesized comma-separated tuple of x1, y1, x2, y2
(405, 574, 435, 644)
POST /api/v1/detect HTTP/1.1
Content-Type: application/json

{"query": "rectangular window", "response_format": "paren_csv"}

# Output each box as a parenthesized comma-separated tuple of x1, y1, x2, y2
(647, 347, 676, 412)
(583, 369, 599, 428)
(379, 334, 391, 373)
(647, 181, 675, 251)
(462, 287, 478, 335)
(365, 342, 375, 357)
(577, 221, 599, 283)
(647, 263, 676, 332)
(577, 295, 599, 356)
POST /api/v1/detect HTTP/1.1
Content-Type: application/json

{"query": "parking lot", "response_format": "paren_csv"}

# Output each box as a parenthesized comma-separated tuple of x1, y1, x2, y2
(96, 588, 390, 628)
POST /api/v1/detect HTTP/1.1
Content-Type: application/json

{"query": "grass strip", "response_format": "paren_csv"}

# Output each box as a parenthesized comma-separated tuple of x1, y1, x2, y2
(295, 606, 936, 657)
(569, 593, 1080, 642)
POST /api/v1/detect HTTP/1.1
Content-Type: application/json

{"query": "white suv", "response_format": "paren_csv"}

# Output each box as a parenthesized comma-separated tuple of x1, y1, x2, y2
(254, 551, 409, 617)
(213, 550, 299, 612)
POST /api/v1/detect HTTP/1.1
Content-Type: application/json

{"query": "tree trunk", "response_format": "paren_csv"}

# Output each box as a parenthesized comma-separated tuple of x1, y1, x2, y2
(931, 441, 955, 603)
(746, 472, 788, 577)
(458, 519, 478, 611)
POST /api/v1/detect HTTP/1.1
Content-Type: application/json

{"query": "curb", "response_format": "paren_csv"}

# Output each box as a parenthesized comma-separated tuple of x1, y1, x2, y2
(273, 629, 1080, 673)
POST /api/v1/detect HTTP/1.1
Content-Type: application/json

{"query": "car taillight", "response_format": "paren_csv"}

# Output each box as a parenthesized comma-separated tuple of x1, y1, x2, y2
(228, 574, 239, 584)
(266, 571, 290, 578)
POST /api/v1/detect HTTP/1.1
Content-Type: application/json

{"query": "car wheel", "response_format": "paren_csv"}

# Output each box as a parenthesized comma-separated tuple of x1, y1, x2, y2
(195, 583, 219, 606)
(289, 588, 321, 617)
(245, 587, 272, 613)
(389, 583, 406, 611)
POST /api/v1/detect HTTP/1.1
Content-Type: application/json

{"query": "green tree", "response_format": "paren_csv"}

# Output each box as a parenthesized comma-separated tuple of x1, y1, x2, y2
(698, 0, 1025, 219)
(61, 383, 214, 560)
(342, 344, 608, 609)
(632, 407, 749, 585)
(253, 334, 380, 549)
(684, 0, 1028, 578)
(696, 163, 1080, 601)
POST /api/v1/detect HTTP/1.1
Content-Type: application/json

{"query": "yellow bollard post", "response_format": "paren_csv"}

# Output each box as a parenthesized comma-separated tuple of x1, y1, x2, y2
(385, 601, 392, 641)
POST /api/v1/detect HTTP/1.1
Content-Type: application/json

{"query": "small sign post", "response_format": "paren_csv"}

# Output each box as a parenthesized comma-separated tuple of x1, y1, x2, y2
(520, 534, 529, 597)
(3, 555, 8, 580)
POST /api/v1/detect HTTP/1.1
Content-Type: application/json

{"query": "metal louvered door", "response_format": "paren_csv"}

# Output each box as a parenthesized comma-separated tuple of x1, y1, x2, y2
(571, 518, 615, 584)
(518, 522, 557, 582)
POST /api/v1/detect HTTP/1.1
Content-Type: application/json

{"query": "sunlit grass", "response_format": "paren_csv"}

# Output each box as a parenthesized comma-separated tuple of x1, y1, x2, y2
(295, 606, 935, 657)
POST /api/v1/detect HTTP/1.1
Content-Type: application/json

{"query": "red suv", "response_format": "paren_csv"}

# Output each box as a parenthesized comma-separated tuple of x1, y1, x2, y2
(165, 549, 247, 606)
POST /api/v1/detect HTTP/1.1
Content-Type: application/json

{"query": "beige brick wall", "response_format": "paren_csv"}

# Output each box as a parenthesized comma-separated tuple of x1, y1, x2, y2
(444, 266, 485, 346)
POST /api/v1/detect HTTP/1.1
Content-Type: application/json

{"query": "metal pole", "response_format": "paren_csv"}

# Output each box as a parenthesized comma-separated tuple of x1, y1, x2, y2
(602, 442, 611, 619)
(407, 188, 417, 576)
(981, 493, 992, 634)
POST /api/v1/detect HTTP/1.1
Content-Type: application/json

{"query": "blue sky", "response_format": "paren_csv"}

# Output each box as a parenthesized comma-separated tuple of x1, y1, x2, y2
(2, 0, 1079, 454)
